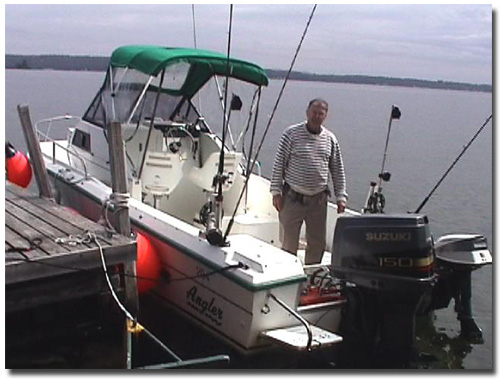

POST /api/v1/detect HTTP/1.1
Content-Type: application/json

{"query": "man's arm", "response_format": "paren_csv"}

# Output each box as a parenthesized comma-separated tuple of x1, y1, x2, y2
(270, 131, 292, 197)
(329, 138, 348, 211)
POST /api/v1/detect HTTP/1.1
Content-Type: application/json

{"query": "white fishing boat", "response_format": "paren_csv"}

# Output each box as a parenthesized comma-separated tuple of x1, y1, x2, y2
(34, 45, 347, 354)
(22, 44, 491, 367)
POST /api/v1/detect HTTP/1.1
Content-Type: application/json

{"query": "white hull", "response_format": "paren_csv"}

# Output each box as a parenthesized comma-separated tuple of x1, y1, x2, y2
(42, 139, 346, 352)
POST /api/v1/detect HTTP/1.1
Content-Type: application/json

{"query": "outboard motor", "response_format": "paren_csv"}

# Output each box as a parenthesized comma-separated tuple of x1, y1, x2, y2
(331, 214, 436, 368)
(428, 234, 492, 342)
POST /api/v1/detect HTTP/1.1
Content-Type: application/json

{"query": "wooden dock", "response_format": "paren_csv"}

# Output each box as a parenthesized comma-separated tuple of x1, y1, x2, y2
(5, 184, 137, 368)
(5, 185, 137, 309)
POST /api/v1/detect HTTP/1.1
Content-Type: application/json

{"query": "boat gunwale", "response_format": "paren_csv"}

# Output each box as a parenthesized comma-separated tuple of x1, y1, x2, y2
(44, 160, 308, 293)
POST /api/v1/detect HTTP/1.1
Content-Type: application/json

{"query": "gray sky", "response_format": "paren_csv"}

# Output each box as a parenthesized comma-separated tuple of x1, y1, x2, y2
(4, 3, 493, 84)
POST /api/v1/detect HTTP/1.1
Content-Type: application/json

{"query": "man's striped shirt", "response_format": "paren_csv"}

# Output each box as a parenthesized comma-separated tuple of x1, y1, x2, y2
(270, 122, 348, 202)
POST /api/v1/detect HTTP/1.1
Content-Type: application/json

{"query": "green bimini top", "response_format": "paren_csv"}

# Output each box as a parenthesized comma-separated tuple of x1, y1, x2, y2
(110, 45, 269, 97)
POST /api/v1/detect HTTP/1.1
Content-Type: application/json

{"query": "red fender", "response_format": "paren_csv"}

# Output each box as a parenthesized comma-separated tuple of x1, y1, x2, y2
(6, 143, 32, 188)
(136, 233, 162, 294)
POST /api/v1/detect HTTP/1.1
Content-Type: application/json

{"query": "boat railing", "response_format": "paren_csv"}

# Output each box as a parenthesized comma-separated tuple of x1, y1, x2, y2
(35, 115, 90, 179)
(253, 160, 262, 177)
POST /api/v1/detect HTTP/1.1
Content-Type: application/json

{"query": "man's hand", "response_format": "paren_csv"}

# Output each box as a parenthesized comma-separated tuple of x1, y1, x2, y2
(337, 200, 346, 213)
(273, 194, 283, 212)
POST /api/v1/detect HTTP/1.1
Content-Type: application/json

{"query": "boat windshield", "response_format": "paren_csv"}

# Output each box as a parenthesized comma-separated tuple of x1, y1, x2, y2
(82, 46, 269, 130)
(83, 62, 195, 128)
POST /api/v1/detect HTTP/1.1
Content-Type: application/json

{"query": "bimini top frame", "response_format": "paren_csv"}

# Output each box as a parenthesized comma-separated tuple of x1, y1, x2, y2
(83, 45, 269, 128)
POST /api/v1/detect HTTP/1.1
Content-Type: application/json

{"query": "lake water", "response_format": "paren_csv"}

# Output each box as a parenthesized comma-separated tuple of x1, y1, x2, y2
(4, 69, 493, 369)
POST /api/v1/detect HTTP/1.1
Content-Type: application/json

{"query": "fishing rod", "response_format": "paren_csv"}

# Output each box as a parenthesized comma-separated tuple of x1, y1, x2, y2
(414, 114, 492, 213)
(206, 4, 234, 246)
(191, 5, 198, 49)
(223, 4, 318, 242)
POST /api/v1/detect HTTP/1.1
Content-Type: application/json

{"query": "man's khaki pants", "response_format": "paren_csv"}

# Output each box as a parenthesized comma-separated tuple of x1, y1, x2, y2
(278, 190, 328, 265)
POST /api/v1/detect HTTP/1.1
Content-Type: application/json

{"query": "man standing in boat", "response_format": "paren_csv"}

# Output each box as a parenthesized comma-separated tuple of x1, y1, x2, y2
(270, 98, 348, 265)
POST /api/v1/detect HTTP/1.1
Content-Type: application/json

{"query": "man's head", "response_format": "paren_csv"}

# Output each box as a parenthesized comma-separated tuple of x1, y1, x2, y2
(306, 98, 329, 131)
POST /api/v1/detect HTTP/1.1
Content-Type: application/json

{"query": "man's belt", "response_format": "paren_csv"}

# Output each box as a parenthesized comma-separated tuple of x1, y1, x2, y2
(283, 183, 330, 204)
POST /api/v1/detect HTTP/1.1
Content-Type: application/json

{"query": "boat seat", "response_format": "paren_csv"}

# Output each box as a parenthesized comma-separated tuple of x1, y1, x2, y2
(141, 151, 183, 196)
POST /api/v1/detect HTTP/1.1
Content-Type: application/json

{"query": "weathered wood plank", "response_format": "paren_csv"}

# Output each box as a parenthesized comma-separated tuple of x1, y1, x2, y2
(6, 194, 113, 247)
(5, 240, 136, 285)
(5, 186, 136, 285)
(5, 211, 71, 258)
(5, 236, 30, 263)
(7, 187, 128, 247)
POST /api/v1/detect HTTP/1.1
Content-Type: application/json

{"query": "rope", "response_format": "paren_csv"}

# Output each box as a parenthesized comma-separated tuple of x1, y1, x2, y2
(223, 4, 318, 241)
(110, 191, 130, 209)
(55, 231, 95, 246)
(6, 231, 259, 364)
(10, 231, 244, 287)
(92, 233, 183, 362)
(7, 229, 181, 360)
(101, 192, 130, 234)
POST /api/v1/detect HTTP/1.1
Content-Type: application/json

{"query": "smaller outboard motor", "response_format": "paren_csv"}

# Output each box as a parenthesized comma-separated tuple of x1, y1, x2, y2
(435, 234, 491, 267)
(428, 234, 492, 342)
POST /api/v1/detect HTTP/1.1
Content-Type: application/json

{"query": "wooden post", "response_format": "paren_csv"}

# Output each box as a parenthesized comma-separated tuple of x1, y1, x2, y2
(107, 121, 138, 369)
(17, 104, 54, 199)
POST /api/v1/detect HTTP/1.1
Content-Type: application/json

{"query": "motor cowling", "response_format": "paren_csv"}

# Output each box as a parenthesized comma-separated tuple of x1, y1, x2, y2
(434, 234, 491, 268)
(332, 214, 435, 295)
(331, 214, 437, 367)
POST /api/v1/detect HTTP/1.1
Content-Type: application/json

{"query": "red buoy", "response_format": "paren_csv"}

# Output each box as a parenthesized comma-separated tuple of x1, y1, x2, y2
(136, 233, 162, 294)
(6, 142, 32, 188)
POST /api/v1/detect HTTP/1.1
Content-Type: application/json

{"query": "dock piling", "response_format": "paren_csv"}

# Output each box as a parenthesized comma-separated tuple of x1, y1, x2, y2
(107, 120, 139, 369)
(17, 104, 54, 199)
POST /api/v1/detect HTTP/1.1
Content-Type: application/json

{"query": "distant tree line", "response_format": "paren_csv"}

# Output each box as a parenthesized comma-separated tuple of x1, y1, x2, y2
(5, 54, 492, 93)
(6, 54, 109, 72)
(266, 70, 492, 93)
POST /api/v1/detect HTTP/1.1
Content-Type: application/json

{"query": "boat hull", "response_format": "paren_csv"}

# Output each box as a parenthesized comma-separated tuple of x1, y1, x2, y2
(45, 158, 343, 353)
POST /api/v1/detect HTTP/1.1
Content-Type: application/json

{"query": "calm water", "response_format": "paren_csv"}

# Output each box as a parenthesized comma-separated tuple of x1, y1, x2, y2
(5, 69, 493, 369)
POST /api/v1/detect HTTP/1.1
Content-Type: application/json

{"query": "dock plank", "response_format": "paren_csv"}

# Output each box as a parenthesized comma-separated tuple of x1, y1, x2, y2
(5, 225, 53, 262)
(5, 210, 73, 258)
(6, 190, 115, 247)
(5, 237, 30, 263)
(6, 186, 112, 230)
(5, 186, 136, 286)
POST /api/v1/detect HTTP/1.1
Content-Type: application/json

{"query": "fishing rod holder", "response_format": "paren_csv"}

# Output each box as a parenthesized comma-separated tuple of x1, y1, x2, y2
(362, 105, 401, 214)
(362, 181, 385, 214)
(199, 188, 227, 247)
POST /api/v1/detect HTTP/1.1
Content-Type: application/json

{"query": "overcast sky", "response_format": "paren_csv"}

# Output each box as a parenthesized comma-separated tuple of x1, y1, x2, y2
(4, 3, 493, 84)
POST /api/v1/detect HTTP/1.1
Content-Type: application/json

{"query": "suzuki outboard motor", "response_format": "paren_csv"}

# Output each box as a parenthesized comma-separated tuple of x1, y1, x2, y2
(331, 214, 436, 368)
